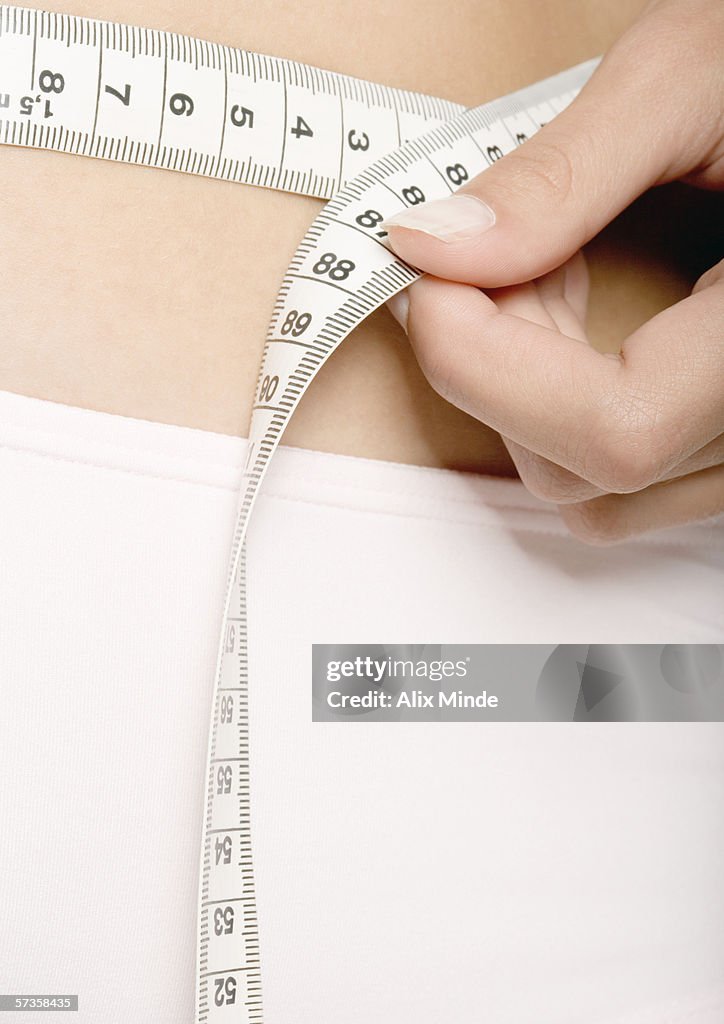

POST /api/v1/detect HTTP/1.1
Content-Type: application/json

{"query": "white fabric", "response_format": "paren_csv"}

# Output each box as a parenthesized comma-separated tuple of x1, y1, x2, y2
(0, 386, 722, 1023)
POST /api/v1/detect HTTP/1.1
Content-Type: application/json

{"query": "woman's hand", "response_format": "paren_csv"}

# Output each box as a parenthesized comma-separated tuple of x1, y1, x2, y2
(382, 0, 724, 544)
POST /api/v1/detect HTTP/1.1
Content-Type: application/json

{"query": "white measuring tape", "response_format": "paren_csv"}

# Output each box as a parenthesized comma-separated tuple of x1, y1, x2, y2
(0, 6, 598, 1019)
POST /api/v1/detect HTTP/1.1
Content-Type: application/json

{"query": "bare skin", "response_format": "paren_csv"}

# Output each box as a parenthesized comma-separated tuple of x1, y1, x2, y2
(2, 0, 707, 476)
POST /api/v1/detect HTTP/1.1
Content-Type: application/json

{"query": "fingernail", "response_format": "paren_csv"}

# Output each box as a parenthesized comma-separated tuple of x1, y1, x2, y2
(381, 194, 495, 242)
(385, 289, 410, 332)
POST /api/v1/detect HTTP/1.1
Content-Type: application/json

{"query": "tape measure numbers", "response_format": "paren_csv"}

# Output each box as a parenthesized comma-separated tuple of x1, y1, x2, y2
(0, 6, 598, 1021)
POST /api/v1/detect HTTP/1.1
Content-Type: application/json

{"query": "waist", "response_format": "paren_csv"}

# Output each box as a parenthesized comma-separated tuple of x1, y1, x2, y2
(0, 0, 701, 476)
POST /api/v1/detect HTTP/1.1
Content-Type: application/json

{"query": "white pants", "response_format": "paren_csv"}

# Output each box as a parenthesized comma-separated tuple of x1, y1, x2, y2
(0, 387, 722, 1022)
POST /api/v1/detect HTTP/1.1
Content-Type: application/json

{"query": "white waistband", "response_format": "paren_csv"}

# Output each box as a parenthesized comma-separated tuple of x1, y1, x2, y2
(1, 386, 722, 547)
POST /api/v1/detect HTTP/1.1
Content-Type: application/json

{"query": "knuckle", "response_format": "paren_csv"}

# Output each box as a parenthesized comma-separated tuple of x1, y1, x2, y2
(593, 439, 658, 493)
(584, 388, 664, 493)
(505, 136, 578, 208)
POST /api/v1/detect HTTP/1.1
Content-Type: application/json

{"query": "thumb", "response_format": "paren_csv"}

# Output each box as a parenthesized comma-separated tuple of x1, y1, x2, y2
(381, 1, 719, 287)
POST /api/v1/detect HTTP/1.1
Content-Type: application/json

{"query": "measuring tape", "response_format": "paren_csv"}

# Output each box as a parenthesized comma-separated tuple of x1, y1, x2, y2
(0, 5, 598, 1019)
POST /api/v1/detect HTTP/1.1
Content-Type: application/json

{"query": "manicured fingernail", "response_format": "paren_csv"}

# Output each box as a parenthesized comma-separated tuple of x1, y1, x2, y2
(381, 194, 495, 242)
(385, 289, 410, 332)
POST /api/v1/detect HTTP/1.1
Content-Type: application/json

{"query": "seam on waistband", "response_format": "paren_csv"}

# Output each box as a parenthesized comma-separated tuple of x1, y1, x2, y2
(279, 440, 526, 489)
(0, 440, 559, 534)
(259, 490, 565, 537)
(0, 416, 244, 470)
(259, 489, 724, 548)
(272, 464, 541, 510)
(272, 457, 534, 508)
(0, 406, 540, 511)
(0, 441, 239, 492)
(3, 438, 724, 547)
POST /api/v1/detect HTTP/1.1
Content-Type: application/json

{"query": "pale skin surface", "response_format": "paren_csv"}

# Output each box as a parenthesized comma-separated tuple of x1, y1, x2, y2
(2, 0, 706, 476)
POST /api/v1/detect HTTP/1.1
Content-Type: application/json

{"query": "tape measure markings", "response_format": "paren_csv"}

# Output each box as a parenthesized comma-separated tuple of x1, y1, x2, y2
(0, 4, 462, 199)
(0, 7, 598, 1021)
